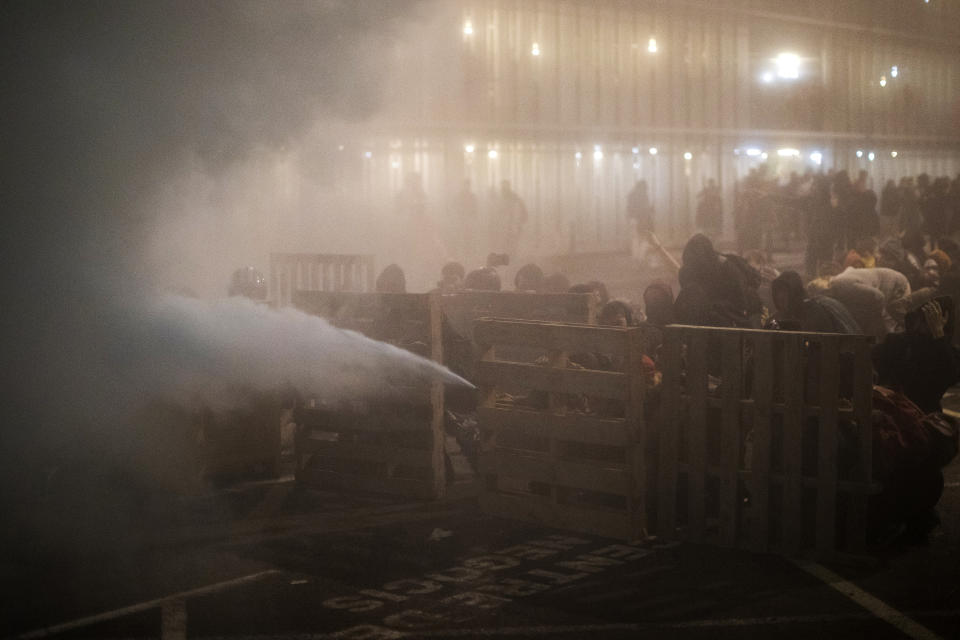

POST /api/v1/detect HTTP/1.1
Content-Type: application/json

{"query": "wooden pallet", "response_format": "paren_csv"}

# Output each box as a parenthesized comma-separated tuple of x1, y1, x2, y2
(291, 291, 445, 500)
(441, 292, 598, 343)
(474, 318, 648, 540)
(656, 325, 878, 557)
(197, 397, 283, 478)
(270, 253, 375, 307)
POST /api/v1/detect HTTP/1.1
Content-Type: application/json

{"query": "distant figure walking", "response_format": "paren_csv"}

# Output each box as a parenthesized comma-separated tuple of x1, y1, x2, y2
(493, 180, 528, 257)
(627, 180, 655, 263)
(695, 179, 723, 237)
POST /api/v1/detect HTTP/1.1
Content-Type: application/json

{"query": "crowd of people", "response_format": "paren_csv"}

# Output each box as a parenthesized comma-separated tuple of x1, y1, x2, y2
(366, 168, 960, 548)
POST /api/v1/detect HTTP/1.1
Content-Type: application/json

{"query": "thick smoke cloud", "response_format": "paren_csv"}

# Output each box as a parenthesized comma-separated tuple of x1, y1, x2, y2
(0, 1, 439, 502)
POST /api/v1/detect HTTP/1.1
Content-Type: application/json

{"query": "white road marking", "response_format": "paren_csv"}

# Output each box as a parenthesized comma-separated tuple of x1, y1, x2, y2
(792, 559, 945, 640)
(18, 570, 281, 639)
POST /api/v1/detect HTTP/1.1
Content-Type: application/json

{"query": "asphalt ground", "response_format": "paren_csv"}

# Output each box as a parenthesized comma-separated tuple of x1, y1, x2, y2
(5, 442, 959, 640)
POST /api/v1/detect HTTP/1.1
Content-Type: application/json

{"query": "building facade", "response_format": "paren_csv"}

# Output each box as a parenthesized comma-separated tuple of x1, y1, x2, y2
(355, 0, 960, 253)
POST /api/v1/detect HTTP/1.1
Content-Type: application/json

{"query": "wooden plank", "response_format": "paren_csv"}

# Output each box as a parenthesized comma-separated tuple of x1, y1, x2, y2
(479, 451, 632, 495)
(666, 324, 853, 339)
(479, 492, 632, 540)
(476, 361, 627, 399)
(816, 337, 840, 553)
(299, 443, 434, 469)
(847, 336, 874, 553)
(546, 348, 569, 506)
(749, 334, 773, 552)
(365, 256, 375, 292)
(738, 471, 880, 495)
(298, 411, 431, 433)
(474, 317, 628, 354)
(445, 293, 598, 342)
(445, 292, 596, 319)
(658, 328, 682, 540)
(781, 335, 805, 555)
(428, 290, 446, 499)
(624, 329, 648, 537)
(719, 332, 743, 547)
(477, 407, 631, 447)
(686, 330, 709, 542)
(298, 468, 436, 500)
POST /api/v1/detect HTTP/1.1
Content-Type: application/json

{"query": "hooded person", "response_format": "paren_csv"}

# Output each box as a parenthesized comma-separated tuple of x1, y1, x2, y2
(770, 271, 860, 334)
(674, 234, 761, 328)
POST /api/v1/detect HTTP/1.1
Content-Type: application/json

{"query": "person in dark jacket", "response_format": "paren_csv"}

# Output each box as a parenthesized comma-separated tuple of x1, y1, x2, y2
(873, 296, 960, 414)
(770, 270, 860, 334)
(674, 234, 761, 328)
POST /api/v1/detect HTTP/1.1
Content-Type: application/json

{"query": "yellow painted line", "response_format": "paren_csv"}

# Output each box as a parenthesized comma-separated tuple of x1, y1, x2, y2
(792, 559, 944, 640)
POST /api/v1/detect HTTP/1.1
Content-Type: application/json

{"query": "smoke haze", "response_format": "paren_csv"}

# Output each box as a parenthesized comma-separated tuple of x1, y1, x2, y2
(0, 1, 461, 502)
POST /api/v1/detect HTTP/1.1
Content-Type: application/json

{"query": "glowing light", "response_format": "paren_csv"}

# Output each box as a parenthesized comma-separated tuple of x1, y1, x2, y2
(364, 151, 372, 159)
(464, 143, 475, 153)
(531, 42, 540, 56)
(648, 147, 658, 155)
(683, 151, 693, 160)
(775, 52, 801, 79)
(891, 150, 898, 158)
(761, 152, 768, 160)
(593, 145, 603, 161)
(734, 148, 741, 155)
(868, 151, 876, 162)
(647, 37, 658, 54)
(891, 65, 899, 78)
(879, 75, 887, 88)
(463, 20, 473, 36)
(856, 149, 864, 158)
(745, 148, 763, 157)
(809, 151, 823, 165)
(488, 149, 498, 159)
(761, 71, 774, 84)
(337, 144, 344, 151)
(632, 147, 640, 154)
(574, 151, 582, 160)
(391, 160, 400, 169)
(777, 148, 800, 157)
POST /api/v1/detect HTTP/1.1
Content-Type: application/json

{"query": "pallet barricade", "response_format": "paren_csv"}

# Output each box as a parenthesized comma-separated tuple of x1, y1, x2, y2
(656, 325, 877, 557)
(196, 396, 284, 478)
(441, 292, 598, 342)
(474, 318, 648, 540)
(291, 291, 445, 500)
(270, 253, 375, 307)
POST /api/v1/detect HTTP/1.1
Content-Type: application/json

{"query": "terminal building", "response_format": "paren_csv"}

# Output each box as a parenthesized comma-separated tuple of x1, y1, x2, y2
(350, 0, 960, 253)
